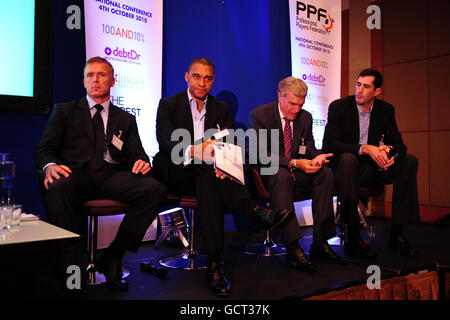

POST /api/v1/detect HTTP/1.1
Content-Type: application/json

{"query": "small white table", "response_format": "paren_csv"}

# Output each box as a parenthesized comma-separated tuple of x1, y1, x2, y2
(0, 219, 80, 245)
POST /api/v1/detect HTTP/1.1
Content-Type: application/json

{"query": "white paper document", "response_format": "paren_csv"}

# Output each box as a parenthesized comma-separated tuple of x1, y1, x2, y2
(212, 143, 245, 185)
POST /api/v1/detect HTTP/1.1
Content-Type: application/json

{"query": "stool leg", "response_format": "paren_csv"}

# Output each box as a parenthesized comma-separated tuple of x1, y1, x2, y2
(87, 215, 130, 285)
(328, 197, 345, 246)
(159, 208, 207, 270)
(87, 215, 106, 285)
(242, 230, 286, 256)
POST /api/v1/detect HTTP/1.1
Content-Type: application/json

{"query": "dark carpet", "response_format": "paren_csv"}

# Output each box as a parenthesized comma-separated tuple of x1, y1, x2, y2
(83, 217, 450, 300)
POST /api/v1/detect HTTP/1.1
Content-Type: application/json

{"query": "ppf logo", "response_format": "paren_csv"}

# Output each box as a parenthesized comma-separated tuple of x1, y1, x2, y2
(296, 1, 335, 32)
(302, 73, 326, 84)
(105, 46, 141, 61)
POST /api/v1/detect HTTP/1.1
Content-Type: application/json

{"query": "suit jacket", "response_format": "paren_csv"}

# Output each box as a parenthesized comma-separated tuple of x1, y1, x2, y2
(322, 95, 407, 164)
(35, 97, 149, 171)
(153, 91, 233, 183)
(248, 101, 320, 169)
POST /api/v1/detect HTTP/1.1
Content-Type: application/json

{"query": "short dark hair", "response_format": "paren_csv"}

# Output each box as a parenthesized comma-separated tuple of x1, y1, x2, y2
(357, 68, 383, 89)
(188, 57, 215, 75)
(84, 56, 115, 78)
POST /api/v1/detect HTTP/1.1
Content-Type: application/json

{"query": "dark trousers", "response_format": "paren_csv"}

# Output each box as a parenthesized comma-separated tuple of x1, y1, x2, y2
(332, 153, 420, 226)
(263, 166, 336, 245)
(163, 164, 252, 253)
(45, 163, 167, 252)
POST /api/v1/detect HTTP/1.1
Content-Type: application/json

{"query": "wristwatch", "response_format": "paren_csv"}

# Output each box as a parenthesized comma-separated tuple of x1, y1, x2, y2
(290, 159, 297, 172)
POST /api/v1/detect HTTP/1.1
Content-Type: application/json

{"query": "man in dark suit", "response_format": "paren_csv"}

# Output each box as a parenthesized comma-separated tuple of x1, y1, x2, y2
(323, 68, 420, 259)
(249, 76, 347, 273)
(35, 56, 167, 291)
(153, 57, 293, 296)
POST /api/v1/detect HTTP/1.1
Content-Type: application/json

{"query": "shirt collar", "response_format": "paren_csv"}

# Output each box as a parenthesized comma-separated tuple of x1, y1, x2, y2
(278, 102, 290, 122)
(357, 101, 374, 116)
(86, 95, 110, 113)
(187, 89, 208, 112)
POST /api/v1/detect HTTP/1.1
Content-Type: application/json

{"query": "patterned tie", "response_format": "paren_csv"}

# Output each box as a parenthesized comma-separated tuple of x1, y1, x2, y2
(283, 118, 292, 159)
(89, 104, 106, 171)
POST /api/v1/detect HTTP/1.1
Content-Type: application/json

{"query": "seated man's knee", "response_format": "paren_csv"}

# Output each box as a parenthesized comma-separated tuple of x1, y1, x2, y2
(337, 152, 358, 166)
(140, 177, 168, 200)
(397, 153, 419, 176)
(404, 153, 418, 168)
(46, 175, 75, 196)
(318, 166, 335, 184)
(269, 167, 293, 185)
(266, 167, 293, 190)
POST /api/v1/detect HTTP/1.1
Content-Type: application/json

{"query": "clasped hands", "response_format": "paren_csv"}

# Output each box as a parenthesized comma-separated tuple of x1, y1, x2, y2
(361, 144, 395, 170)
(43, 159, 151, 189)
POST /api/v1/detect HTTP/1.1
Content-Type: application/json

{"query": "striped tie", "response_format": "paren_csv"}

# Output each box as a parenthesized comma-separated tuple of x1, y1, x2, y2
(283, 118, 292, 159)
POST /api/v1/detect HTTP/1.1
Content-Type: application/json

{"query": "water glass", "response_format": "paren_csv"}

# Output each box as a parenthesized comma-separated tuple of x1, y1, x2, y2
(12, 204, 22, 229)
(1, 205, 13, 231)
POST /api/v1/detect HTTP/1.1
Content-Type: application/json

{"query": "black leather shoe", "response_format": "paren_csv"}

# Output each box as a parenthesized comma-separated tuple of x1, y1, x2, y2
(286, 248, 316, 273)
(250, 205, 295, 231)
(344, 238, 377, 260)
(310, 241, 349, 265)
(95, 255, 129, 291)
(206, 261, 231, 297)
(387, 234, 418, 257)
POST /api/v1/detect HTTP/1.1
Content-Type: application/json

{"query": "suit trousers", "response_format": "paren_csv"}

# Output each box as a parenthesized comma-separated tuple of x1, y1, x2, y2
(45, 162, 167, 252)
(263, 166, 336, 245)
(332, 153, 420, 226)
(164, 164, 252, 254)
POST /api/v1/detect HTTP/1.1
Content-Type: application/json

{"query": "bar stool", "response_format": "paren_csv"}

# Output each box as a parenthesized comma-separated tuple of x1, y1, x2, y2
(328, 186, 384, 246)
(81, 199, 132, 284)
(158, 194, 206, 270)
(243, 168, 312, 256)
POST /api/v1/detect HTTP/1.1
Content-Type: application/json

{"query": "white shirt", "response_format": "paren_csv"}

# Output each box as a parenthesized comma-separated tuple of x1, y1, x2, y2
(357, 102, 374, 155)
(183, 89, 208, 166)
(278, 103, 293, 139)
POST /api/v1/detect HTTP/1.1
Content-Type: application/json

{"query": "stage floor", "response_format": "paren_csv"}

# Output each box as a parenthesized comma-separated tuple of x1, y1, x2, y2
(83, 217, 450, 301)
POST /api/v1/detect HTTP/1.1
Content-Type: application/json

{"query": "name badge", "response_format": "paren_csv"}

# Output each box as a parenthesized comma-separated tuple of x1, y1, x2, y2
(213, 129, 230, 140)
(112, 134, 123, 151)
(298, 137, 306, 155)
(299, 145, 306, 155)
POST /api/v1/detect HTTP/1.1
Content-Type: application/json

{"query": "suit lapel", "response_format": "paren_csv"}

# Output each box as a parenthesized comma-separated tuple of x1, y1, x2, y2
(180, 92, 195, 139)
(204, 94, 219, 131)
(107, 103, 120, 144)
(270, 102, 284, 156)
(350, 100, 360, 144)
(292, 111, 303, 153)
(367, 99, 380, 145)
(78, 98, 95, 142)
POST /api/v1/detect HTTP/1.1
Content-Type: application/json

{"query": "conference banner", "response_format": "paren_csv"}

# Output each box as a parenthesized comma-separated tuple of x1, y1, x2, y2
(84, 0, 163, 156)
(288, 0, 341, 149)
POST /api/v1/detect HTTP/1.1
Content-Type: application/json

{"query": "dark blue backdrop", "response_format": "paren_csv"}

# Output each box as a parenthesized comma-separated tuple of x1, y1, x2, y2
(0, 0, 292, 219)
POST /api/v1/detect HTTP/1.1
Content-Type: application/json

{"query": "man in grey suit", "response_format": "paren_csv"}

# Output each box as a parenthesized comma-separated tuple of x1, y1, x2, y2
(249, 76, 347, 273)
